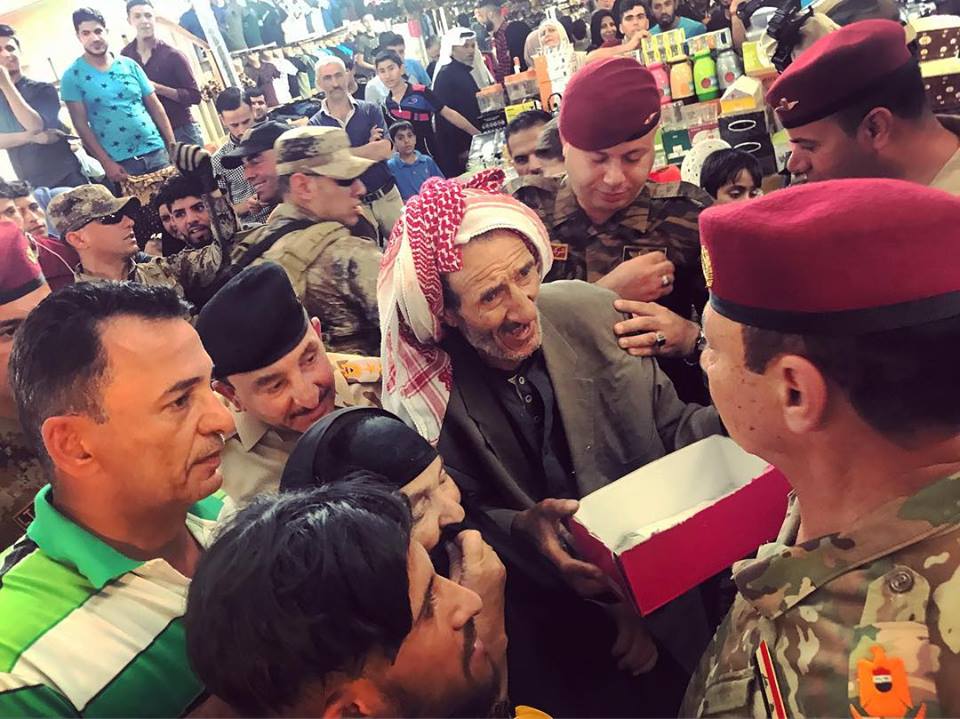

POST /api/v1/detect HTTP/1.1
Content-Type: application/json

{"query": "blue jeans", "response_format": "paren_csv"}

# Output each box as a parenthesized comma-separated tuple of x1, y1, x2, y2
(174, 122, 204, 146)
(118, 147, 170, 176)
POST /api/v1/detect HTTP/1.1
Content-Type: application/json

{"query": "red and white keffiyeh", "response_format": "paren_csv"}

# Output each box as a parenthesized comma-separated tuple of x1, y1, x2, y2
(378, 169, 553, 444)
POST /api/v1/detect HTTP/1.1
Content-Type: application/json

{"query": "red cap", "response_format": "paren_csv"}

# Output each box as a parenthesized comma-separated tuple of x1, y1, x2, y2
(559, 57, 660, 151)
(766, 20, 911, 129)
(701, 179, 960, 334)
(0, 221, 45, 305)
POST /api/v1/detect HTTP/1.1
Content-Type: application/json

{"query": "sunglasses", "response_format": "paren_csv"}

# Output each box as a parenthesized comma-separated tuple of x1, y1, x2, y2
(301, 171, 358, 187)
(80, 205, 136, 230)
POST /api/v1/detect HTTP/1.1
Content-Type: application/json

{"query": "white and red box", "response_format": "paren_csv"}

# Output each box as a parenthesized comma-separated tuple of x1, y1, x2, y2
(568, 436, 791, 615)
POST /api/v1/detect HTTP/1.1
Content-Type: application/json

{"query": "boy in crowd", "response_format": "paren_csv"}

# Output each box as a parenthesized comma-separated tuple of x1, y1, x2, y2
(386, 121, 443, 201)
(699, 148, 763, 204)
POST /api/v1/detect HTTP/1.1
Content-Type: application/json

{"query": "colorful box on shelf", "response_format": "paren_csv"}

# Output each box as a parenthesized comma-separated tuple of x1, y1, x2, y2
(719, 75, 765, 115)
(910, 15, 960, 62)
(921, 57, 960, 111)
(568, 436, 791, 615)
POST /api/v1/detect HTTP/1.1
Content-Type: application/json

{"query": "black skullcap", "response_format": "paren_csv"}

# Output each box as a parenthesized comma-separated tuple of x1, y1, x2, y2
(196, 262, 308, 378)
(280, 407, 439, 493)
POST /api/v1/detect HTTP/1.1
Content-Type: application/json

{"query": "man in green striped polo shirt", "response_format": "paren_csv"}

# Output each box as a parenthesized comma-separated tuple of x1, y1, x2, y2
(0, 281, 234, 716)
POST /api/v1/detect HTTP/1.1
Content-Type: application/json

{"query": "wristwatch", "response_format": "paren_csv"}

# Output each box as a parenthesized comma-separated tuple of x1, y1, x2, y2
(684, 325, 707, 365)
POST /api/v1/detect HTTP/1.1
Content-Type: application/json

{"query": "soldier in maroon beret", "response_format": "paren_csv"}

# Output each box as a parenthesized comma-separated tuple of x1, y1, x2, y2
(510, 57, 714, 403)
(767, 19, 960, 191)
(0, 219, 48, 551)
(684, 178, 960, 717)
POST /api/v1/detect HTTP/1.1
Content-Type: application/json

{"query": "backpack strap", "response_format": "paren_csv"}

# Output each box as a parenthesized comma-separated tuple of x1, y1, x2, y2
(234, 217, 318, 269)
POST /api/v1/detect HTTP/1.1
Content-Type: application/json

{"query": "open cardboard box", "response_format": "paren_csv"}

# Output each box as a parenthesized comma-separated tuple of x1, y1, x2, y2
(568, 436, 791, 615)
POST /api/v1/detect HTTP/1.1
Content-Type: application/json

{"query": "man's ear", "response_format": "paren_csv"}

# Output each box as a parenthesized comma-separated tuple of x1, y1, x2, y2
(41, 415, 99, 479)
(772, 354, 830, 435)
(858, 107, 895, 150)
(212, 379, 243, 412)
(296, 676, 384, 718)
(64, 229, 85, 251)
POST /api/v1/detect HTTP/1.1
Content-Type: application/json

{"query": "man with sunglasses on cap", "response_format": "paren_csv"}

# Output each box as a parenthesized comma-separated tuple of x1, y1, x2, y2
(225, 125, 384, 357)
(48, 145, 236, 303)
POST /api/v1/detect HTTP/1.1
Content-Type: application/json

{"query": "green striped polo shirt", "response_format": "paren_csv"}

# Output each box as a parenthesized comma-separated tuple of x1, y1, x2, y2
(0, 485, 222, 717)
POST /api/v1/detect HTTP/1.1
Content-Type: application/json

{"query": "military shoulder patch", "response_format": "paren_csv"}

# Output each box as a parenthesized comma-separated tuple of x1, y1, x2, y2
(551, 243, 569, 261)
(336, 357, 382, 384)
(850, 645, 926, 719)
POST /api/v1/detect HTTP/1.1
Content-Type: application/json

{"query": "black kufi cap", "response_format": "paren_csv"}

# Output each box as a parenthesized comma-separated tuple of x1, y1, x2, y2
(280, 407, 439, 493)
(196, 262, 309, 378)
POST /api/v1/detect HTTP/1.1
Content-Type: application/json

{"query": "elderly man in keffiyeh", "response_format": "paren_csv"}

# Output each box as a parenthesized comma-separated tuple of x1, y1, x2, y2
(377, 169, 725, 717)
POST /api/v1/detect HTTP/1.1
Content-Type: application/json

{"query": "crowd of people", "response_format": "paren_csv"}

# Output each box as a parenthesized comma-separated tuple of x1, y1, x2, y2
(2, 0, 960, 716)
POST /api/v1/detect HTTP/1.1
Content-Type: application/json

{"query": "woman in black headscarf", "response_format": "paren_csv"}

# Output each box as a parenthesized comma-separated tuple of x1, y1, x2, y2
(280, 406, 466, 551)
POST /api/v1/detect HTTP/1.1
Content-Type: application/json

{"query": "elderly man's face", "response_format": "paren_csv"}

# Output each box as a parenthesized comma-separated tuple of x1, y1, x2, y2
(442, 229, 541, 371)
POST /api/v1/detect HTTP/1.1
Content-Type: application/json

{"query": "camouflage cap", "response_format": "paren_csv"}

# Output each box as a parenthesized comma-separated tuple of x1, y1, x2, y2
(273, 126, 375, 179)
(47, 185, 141, 236)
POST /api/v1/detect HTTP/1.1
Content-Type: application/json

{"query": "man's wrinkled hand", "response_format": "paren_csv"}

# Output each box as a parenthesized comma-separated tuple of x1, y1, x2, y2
(599, 251, 675, 302)
(513, 498, 609, 597)
(613, 299, 700, 358)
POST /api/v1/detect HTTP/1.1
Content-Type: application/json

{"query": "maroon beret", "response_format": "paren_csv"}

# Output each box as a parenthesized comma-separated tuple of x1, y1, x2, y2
(559, 57, 660, 151)
(766, 20, 912, 129)
(701, 178, 960, 334)
(0, 221, 45, 305)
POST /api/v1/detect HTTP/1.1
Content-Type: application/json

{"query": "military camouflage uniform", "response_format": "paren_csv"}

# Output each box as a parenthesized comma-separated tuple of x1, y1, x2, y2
(231, 204, 382, 356)
(510, 175, 713, 402)
(50, 184, 237, 302)
(219, 353, 383, 510)
(682, 475, 960, 717)
(0, 416, 44, 553)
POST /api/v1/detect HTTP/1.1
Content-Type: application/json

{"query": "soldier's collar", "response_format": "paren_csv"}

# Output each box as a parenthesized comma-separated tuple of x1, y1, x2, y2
(732, 472, 960, 619)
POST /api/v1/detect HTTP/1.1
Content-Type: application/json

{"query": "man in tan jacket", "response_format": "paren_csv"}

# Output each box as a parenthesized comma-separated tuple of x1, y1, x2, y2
(222, 124, 383, 355)
(196, 262, 380, 510)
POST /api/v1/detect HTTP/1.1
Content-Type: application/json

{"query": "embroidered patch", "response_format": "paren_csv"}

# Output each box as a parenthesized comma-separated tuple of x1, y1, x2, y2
(850, 645, 926, 719)
(551, 243, 569, 261)
(336, 358, 382, 384)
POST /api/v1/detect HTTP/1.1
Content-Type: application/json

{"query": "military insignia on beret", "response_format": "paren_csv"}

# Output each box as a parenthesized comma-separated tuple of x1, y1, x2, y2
(701, 245, 713, 289)
(776, 98, 800, 114)
(25, 243, 40, 268)
(850, 645, 926, 719)
(551, 243, 569, 261)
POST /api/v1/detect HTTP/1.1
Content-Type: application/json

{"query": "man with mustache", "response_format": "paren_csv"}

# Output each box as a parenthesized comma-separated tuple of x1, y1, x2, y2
(0, 281, 235, 715)
(379, 171, 722, 716)
(196, 262, 381, 510)
(766, 20, 960, 192)
(186, 480, 504, 718)
(61, 7, 176, 184)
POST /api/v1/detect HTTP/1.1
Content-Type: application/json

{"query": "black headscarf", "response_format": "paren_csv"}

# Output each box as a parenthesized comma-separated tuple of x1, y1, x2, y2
(280, 407, 439, 493)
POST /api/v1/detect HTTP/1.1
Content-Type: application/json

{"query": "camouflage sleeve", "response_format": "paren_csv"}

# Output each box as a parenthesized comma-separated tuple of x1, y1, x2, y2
(328, 234, 382, 326)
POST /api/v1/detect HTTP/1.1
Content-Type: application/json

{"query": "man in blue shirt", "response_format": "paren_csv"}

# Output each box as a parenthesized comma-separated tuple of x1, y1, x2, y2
(61, 7, 175, 184)
(387, 121, 443, 201)
(649, 0, 708, 37)
(310, 55, 403, 240)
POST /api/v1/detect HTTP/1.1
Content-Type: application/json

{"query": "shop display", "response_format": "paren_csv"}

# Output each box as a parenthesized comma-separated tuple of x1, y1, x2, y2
(912, 15, 960, 112)
(690, 36, 719, 102)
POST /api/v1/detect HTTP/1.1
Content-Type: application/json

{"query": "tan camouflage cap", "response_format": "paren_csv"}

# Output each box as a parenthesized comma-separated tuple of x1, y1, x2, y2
(48, 185, 141, 236)
(273, 126, 375, 179)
